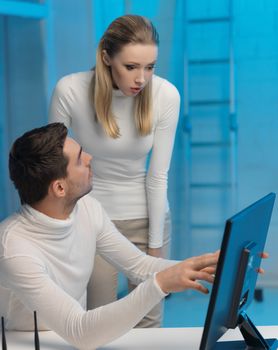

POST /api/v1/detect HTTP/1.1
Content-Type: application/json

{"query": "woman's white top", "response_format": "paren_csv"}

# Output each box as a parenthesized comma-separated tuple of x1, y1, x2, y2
(49, 71, 180, 248)
(0, 196, 176, 349)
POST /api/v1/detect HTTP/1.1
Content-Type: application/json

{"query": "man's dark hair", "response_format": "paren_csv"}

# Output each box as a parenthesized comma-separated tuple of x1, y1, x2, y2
(9, 123, 68, 205)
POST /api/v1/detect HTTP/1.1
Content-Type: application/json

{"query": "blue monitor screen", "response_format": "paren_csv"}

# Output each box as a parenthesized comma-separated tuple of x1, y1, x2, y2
(199, 192, 277, 349)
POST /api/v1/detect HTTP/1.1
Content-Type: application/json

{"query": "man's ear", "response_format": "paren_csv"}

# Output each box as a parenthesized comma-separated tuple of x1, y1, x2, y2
(50, 179, 67, 198)
(102, 50, 111, 66)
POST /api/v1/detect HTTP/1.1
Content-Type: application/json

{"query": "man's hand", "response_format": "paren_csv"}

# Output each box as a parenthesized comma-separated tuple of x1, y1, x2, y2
(156, 251, 219, 294)
(148, 247, 162, 258)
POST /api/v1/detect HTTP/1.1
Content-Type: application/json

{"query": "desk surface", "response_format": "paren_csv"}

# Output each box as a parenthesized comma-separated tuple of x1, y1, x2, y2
(5, 326, 278, 350)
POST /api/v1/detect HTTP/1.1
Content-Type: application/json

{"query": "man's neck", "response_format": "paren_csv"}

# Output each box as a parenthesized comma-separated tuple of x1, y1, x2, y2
(31, 198, 75, 220)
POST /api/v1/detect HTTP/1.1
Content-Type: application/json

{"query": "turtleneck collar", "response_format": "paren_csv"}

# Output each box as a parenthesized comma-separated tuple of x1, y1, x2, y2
(20, 204, 76, 233)
(112, 88, 132, 98)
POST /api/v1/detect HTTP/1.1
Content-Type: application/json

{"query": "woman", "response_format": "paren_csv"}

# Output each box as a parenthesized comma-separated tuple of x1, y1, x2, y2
(49, 14, 180, 328)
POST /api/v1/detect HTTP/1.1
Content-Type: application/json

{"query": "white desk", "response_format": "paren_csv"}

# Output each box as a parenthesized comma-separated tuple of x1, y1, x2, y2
(5, 326, 278, 349)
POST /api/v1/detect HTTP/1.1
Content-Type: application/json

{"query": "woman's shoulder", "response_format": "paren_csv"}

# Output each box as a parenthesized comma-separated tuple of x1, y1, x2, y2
(152, 75, 180, 104)
(152, 75, 180, 100)
(54, 71, 94, 95)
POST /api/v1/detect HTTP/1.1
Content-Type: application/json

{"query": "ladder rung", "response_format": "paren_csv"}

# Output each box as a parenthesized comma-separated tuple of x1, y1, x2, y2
(191, 224, 223, 230)
(188, 16, 231, 24)
(191, 141, 230, 148)
(190, 183, 232, 189)
(189, 99, 230, 106)
(189, 58, 230, 65)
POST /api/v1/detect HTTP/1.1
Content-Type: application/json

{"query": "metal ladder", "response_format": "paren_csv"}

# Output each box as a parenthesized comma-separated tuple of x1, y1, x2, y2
(183, 0, 238, 256)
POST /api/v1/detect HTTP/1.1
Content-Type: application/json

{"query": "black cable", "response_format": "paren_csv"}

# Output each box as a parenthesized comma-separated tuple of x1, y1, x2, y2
(1, 317, 7, 350)
(34, 311, 40, 350)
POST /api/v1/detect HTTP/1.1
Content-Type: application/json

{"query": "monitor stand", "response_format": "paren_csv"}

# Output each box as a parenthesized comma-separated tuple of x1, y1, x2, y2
(213, 312, 278, 349)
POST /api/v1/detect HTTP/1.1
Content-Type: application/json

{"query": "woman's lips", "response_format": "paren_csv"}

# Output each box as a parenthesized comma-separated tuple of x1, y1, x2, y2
(130, 87, 142, 94)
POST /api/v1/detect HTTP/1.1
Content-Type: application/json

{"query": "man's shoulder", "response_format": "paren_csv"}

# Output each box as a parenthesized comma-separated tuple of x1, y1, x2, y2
(77, 194, 104, 218)
(76, 194, 110, 234)
(0, 212, 21, 236)
(0, 212, 22, 257)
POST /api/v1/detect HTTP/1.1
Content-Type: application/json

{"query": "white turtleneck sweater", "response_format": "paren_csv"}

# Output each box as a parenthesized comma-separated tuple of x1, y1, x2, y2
(0, 195, 177, 349)
(49, 71, 180, 248)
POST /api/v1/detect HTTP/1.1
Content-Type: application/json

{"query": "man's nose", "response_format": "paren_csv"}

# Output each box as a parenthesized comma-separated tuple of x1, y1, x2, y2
(85, 152, 92, 163)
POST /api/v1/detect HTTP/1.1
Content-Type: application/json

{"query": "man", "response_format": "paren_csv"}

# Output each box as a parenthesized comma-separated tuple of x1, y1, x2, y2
(0, 123, 218, 349)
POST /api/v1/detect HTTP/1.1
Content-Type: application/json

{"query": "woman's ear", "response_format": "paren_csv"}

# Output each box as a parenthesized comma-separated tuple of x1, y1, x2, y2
(102, 50, 111, 66)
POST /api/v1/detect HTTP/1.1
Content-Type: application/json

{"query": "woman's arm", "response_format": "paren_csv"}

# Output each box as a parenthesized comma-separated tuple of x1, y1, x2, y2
(146, 79, 180, 252)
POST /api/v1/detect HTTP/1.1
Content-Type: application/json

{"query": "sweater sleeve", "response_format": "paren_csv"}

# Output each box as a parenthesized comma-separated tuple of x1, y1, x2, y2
(94, 202, 178, 285)
(146, 80, 180, 248)
(0, 254, 167, 350)
(0, 200, 178, 350)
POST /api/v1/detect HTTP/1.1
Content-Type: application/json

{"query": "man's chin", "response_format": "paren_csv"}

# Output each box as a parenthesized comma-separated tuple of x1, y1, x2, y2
(75, 186, 93, 202)
(83, 185, 92, 196)
(84, 185, 93, 197)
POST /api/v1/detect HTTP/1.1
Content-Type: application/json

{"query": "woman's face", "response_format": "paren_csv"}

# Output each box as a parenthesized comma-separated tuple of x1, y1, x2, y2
(103, 43, 158, 96)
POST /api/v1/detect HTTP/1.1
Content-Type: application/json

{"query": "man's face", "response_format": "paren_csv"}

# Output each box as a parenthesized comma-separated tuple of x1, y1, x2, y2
(63, 137, 93, 202)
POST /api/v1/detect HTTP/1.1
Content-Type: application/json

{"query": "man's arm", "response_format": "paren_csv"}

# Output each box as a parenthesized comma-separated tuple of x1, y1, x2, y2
(0, 255, 166, 349)
(93, 204, 179, 285)
(92, 200, 218, 291)
(0, 250, 218, 350)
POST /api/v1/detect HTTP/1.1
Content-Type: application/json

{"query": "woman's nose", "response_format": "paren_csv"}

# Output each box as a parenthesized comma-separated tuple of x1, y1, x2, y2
(135, 71, 145, 84)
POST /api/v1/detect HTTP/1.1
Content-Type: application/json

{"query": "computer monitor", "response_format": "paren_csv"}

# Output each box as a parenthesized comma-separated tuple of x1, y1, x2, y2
(199, 192, 278, 350)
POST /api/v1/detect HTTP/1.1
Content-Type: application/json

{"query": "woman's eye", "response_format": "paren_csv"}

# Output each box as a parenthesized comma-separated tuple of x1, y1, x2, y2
(125, 65, 155, 71)
(125, 65, 135, 71)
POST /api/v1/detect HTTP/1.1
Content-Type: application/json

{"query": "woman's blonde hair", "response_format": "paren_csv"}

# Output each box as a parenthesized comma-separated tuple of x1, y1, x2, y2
(90, 15, 159, 138)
